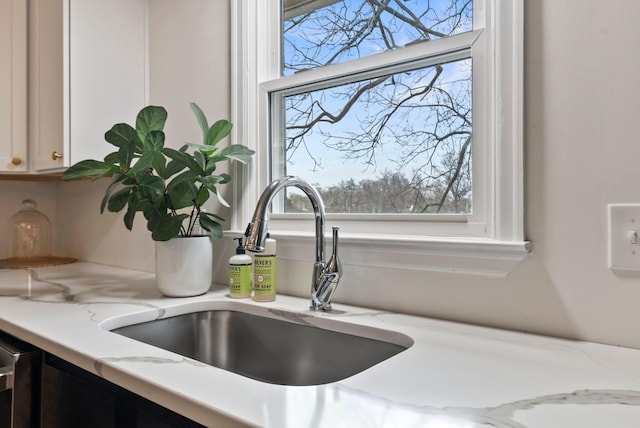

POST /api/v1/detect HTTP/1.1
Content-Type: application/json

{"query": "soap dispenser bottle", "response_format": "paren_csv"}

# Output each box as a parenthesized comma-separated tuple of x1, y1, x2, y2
(229, 237, 252, 299)
(253, 233, 276, 302)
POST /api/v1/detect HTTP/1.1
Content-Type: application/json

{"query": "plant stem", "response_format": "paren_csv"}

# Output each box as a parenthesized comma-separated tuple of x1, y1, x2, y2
(186, 205, 198, 236)
(186, 183, 207, 236)
(164, 193, 187, 237)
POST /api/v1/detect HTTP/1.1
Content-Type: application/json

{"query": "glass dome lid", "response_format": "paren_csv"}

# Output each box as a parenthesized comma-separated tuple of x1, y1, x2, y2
(9, 199, 52, 259)
(1, 199, 75, 268)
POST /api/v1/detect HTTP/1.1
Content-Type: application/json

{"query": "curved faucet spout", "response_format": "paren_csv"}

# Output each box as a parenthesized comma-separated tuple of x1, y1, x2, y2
(244, 176, 325, 262)
(244, 176, 341, 311)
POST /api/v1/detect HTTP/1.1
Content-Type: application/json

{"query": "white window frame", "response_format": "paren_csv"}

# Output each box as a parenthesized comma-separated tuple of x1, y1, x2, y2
(231, 0, 530, 277)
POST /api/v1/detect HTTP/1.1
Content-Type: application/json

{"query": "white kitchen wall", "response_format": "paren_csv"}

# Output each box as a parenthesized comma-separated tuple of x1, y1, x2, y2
(4, 0, 640, 349)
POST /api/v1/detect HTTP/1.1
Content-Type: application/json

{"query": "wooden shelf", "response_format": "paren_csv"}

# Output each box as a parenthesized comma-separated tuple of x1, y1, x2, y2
(0, 173, 63, 181)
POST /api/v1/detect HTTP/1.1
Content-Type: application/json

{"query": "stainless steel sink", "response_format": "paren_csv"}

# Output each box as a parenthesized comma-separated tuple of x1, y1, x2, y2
(108, 306, 412, 386)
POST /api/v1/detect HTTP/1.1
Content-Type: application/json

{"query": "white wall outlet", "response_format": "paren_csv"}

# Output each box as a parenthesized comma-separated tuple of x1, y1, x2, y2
(608, 204, 640, 270)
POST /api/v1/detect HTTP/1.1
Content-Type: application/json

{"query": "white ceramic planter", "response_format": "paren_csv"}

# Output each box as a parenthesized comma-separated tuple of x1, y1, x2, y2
(155, 236, 213, 297)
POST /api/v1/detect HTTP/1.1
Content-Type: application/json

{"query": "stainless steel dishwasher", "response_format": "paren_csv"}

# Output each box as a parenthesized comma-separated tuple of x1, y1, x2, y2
(0, 331, 41, 428)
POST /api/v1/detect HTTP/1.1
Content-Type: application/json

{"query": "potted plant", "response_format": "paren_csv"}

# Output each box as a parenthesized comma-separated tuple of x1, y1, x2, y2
(61, 103, 254, 296)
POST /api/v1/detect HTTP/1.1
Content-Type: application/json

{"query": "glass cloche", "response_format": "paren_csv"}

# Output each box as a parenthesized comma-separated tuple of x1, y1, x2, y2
(0, 199, 75, 268)
(9, 199, 52, 258)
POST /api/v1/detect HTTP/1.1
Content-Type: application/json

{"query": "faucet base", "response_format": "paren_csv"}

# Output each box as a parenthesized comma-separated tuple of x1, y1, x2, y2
(310, 302, 332, 312)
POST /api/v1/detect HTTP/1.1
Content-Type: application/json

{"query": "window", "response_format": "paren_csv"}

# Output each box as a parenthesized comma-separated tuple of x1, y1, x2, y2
(232, 0, 529, 276)
(278, 1, 473, 216)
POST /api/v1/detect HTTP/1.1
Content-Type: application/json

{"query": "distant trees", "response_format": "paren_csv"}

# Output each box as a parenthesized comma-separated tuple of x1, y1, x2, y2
(285, 170, 471, 214)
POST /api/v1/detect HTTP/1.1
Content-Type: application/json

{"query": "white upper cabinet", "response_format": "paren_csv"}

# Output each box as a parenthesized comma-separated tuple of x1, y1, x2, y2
(0, 0, 27, 172)
(30, 0, 147, 171)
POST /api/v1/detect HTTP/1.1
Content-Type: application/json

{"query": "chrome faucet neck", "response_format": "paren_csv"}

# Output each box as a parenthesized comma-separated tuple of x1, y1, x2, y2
(245, 176, 325, 262)
(244, 176, 342, 311)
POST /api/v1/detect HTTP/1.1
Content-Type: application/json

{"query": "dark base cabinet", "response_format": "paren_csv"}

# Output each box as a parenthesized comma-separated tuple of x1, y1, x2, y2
(41, 354, 204, 428)
(0, 330, 42, 428)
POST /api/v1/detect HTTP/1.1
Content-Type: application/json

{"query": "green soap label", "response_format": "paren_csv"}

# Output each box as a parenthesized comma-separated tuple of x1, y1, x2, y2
(229, 264, 252, 295)
(253, 256, 276, 295)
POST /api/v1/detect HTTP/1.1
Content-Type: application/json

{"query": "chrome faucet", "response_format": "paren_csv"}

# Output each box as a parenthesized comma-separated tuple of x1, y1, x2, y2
(244, 176, 342, 311)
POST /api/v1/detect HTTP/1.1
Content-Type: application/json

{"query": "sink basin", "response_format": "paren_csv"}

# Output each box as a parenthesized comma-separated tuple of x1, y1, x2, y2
(104, 302, 412, 386)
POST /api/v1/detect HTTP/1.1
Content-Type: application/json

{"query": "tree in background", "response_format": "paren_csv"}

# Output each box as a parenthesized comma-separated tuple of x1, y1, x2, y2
(281, 0, 473, 214)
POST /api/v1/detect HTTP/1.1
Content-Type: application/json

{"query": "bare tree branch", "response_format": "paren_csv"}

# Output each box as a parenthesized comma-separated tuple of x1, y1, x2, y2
(282, 0, 473, 214)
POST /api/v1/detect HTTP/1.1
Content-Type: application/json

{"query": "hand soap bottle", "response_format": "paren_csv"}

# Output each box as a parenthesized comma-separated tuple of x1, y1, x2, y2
(253, 233, 276, 302)
(229, 237, 252, 299)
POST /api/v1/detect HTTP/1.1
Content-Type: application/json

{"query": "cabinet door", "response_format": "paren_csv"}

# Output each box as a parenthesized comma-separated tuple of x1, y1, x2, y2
(30, 0, 146, 171)
(41, 354, 205, 428)
(28, 0, 64, 172)
(41, 356, 117, 428)
(0, 0, 27, 172)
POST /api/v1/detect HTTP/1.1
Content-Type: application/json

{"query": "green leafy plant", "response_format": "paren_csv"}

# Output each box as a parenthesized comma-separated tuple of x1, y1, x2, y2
(61, 103, 254, 241)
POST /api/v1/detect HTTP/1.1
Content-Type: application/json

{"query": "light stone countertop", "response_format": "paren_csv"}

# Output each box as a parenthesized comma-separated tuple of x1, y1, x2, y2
(1, 262, 640, 427)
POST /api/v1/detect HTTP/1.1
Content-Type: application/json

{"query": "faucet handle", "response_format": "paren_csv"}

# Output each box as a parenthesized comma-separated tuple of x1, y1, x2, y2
(328, 227, 341, 270)
(327, 227, 342, 282)
(243, 222, 253, 237)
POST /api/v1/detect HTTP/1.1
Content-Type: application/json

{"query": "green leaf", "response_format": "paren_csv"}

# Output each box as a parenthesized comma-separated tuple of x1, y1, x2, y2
(214, 188, 230, 208)
(142, 202, 166, 232)
(162, 147, 204, 175)
(218, 173, 231, 184)
(166, 180, 197, 210)
(125, 187, 143, 211)
(152, 214, 188, 241)
(219, 144, 255, 164)
(121, 175, 137, 186)
(194, 150, 206, 170)
(199, 175, 224, 189)
(151, 151, 167, 178)
(138, 175, 165, 203)
(206, 120, 232, 146)
(187, 142, 216, 156)
(118, 142, 136, 172)
(190, 102, 208, 143)
(195, 186, 210, 207)
(167, 170, 198, 189)
(105, 123, 140, 150)
(199, 215, 223, 239)
(204, 160, 217, 175)
(61, 160, 119, 181)
(107, 187, 131, 213)
(123, 206, 136, 231)
(143, 130, 165, 151)
(163, 159, 186, 179)
(128, 151, 154, 179)
(200, 211, 225, 222)
(197, 174, 231, 192)
(136, 106, 167, 144)
(100, 174, 128, 214)
(104, 151, 119, 164)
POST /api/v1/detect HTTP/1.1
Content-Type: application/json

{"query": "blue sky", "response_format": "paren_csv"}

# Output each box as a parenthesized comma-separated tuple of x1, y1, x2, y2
(279, 0, 473, 189)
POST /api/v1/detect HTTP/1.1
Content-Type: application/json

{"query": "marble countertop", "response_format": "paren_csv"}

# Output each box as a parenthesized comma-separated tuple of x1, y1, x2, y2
(1, 262, 640, 427)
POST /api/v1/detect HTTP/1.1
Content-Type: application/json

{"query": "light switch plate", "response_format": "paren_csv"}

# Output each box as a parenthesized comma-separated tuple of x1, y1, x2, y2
(608, 204, 640, 270)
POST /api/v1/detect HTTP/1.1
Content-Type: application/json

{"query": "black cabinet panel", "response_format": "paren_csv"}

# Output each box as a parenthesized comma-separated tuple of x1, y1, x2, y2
(41, 354, 204, 428)
(0, 390, 11, 428)
(41, 356, 117, 428)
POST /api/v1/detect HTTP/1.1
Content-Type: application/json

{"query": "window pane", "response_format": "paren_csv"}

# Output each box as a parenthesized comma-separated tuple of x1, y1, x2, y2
(275, 58, 472, 214)
(282, 0, 473, 75)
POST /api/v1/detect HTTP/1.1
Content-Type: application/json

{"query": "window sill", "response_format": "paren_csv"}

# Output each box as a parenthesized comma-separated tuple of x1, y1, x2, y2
(226, 230, 532, 278)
